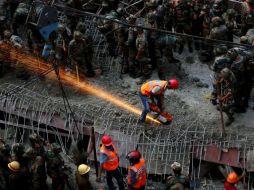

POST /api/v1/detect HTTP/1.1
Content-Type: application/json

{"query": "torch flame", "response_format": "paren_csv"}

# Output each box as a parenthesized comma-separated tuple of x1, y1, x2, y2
(0, 43, 161, 125)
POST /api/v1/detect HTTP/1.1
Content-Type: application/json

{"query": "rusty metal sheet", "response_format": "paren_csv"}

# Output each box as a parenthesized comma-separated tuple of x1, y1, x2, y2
(194, 144, 244, 168)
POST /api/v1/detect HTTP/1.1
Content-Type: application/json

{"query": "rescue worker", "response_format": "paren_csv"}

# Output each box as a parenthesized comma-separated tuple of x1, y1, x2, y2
(76, 164, 93, 190)
(224, 171, 245, 190)
(45, 143, 66, 190)
(29, 133, 46, 157)
(216, 68, 237, 126)
(138, 79, 179, 124)
(8, 161, 30, 190)
(68, 31, 95, 77)
(165, 162, 190, 190)
(241, 0, 254, 35)
(96, 135, 124, 190)
(126, 150, 147, 190)
(162, 0, 174, 31)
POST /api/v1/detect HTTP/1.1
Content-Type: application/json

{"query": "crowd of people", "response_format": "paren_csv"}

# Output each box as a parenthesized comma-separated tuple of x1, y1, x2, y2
(0, 0, 253, 126)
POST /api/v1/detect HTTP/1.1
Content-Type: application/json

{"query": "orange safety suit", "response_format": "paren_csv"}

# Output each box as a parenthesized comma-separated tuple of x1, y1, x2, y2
(128, 159, 147, 189)
(100, 144, 119, 171)
(140, 80, 168, 96)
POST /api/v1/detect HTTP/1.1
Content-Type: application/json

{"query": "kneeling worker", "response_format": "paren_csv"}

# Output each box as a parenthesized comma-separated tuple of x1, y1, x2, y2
(138, 79, 179, 124)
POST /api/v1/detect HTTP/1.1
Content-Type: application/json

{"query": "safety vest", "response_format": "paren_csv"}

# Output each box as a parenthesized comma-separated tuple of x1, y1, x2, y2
(100, 144, 119, 171)
(140, 80, 168, 96)
(128, 159, 147, 188)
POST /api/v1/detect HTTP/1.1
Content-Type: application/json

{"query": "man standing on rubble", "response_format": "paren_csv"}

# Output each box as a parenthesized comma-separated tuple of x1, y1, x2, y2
(96, 135, 124, 190)
(138, 79, 179, 124)
(165, 162, 190, 190)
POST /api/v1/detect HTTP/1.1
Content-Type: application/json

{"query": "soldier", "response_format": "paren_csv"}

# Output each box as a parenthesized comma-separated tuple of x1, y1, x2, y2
(45, 143, 66, 190)
(216, 68, 237, 126)
(54, 24, 71, 66)
(29, 133, 46, 158)
(162, 0, 174, 31)
(24, 148, 47, 190)
(126, 15, 139, 78)
(211, 46, 232, 104)
(241, 0, 254, 35)
(135, 23, 151, 79)
(222, 9, 238, 42)
(12, 2, 30, 35)
(173, 0, 193, 53)
(191, 0, 203, 50)
(68, 31, 95, 77)
(145, 11, 159, 70)
(210, 0, 226, 17)
(209, 17, 228, 41)
(227, 48, 250, 112)
(165, 162, 190, 190)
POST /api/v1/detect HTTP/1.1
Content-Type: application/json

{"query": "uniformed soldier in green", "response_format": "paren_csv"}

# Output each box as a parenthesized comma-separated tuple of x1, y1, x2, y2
(46, 143, 66, 190)
(126, 15, 139, 78)
(165, 162, 190, 190)
(216, 68, 237, 126)
(135, 24, 151, 79)
(211, 46, 232, 104)
(68, 31, 95, 77)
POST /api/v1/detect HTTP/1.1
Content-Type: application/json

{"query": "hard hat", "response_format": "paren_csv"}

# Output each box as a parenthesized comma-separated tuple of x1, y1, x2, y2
(101, 135, 112, 146)
(169, 79, 179, 89)
(73, 31, 82, 38)
(78, 164, 91, 175)
(126, 150, 141, 163)
(171, 162, 181, 170)
(8, 161, 20, 172)
(227, 172, 239, 183)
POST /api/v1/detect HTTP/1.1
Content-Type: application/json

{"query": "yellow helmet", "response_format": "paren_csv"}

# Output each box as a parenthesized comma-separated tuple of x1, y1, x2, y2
(78, 164, 91, 175)
(8, 161, 20, 172)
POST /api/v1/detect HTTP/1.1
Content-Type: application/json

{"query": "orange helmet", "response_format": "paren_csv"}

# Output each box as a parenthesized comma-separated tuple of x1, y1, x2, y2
(169, 79, 179, 89)
(101, 135, 112, 146)
(227, 172, 239, 183)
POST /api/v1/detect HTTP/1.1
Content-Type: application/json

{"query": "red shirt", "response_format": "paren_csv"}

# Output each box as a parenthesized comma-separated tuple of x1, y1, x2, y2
(224, 181, 237, 190)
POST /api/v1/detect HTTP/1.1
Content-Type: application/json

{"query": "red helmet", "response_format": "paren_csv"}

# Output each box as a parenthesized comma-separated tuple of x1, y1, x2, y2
(169, 79, 179, 89)
(101, 135, 112, 146)
(126, 150, 141, 164)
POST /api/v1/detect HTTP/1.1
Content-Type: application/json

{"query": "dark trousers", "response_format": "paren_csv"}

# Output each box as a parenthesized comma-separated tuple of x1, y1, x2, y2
(129, 186, 145, 190)
(106, 168, 124, 190)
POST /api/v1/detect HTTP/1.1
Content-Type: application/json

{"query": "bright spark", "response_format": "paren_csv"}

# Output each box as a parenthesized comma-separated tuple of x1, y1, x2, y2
(0, 43, 161, 125)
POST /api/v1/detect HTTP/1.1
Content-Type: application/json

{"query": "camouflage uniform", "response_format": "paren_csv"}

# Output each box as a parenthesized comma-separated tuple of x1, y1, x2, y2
(162, 0, 174, 31)
(165, 174, 190, 190)
(68, 31, 95, 77)
(241, 0, 254, 35)
(217, 68, 237, 126)
(222, 9, 238, 42)
(46, 143, 66, 190)
(209, 17, 228, 41)
(174, 0, 193, 53)
(135, 26, 151, 79)
(126, 15, 139, 78)
(211, 46, 232, 102)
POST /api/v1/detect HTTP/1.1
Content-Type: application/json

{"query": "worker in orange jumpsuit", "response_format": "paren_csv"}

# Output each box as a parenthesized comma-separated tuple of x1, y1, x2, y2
(96, 135, 124, 190)
(224, 171, 245, 190)
(126, 150, 147, 190)
(138, 79, 179, 124)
